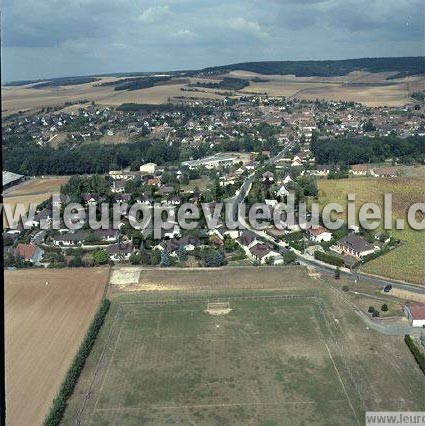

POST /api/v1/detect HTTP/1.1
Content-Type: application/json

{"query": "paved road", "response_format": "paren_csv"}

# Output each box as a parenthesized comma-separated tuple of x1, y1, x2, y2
(231, 144, 425, 296)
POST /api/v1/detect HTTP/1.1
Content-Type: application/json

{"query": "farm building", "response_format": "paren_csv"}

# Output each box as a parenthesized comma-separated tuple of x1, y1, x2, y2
(404, 303, 425, 327)
(3, 171, 25, 190)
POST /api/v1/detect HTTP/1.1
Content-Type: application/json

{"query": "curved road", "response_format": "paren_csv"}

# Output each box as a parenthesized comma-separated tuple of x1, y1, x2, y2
(230, 145, 424, 295)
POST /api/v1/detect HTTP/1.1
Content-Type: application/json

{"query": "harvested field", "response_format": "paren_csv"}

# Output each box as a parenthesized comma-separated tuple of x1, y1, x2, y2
(1, 78, 118, 116)
(294, 83, 414, 107)
(232, 70, 424, 106)
(5, 268, 109, 425)
(241, 81, 340, 98)
(317, 177, 425, 285)
(3, 72, 423, 115)
(3, 177, 69, 197)
(3, 177, 69, 227)
(97, 83, 224, 105)
(63, 267, 425, 425)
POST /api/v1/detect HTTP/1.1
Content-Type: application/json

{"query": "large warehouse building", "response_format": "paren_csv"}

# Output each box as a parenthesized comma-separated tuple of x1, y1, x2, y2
(3, 171, 26, 191)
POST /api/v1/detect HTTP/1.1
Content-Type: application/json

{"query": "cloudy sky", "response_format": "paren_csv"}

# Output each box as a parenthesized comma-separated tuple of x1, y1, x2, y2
(2, 0, 424, 82)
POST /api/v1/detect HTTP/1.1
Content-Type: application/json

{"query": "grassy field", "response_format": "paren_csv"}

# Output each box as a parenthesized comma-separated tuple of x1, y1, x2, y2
(5, 268, 108, 425)
(317, 177, 425, 285)
(182, 176, 213, 192)
(63, 267, 424, 425)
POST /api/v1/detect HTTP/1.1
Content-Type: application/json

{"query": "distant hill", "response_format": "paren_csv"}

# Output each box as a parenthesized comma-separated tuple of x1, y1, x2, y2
(193, 57, 425, 79)
(4, 57, 424, 86)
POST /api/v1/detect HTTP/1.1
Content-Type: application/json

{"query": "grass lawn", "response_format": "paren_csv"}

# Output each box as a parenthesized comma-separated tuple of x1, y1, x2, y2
(63, 274, 425, 425)
(64, 295, 360, 425)
(182, 176, 212, 192)
(317, 177, 424, 285)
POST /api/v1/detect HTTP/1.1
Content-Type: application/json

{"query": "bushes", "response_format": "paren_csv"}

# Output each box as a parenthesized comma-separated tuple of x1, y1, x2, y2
(404, 335, 425, 375)
(314, 251, 344, 267)
(44, 299, 111, 425)
(334, 267, 341, 280)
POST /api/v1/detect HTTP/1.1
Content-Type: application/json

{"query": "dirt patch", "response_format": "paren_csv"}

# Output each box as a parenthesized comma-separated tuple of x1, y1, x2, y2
(109, 267, 141, 285)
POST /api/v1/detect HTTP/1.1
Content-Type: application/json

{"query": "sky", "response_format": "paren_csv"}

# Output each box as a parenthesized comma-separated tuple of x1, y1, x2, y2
(2, 0, 424, 82)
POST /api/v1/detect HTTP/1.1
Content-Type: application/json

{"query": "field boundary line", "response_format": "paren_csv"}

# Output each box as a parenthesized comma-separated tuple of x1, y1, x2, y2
(74, 303, 122, 425)
(312, 297, 361, 425)
(116, 294, 321, 306)
(92, 318, 124, 416)
(323, 342, 360, 425)
(94, 399, 347, 412)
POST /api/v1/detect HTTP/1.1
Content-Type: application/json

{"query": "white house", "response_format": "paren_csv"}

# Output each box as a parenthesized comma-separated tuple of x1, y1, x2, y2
(276, 184, 289, 197)
(404, 303, 425, 327)
(283, 175, 293, 185)
(249, 242, 283, 265)
(305, 226, 333, 243)
(139, 163, 157, 174)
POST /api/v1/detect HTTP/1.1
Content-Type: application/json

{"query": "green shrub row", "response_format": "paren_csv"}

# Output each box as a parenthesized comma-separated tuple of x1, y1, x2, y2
(404, 334, 425, 375)
(314, 251, 344, 267)
(44, 299, 111, 425)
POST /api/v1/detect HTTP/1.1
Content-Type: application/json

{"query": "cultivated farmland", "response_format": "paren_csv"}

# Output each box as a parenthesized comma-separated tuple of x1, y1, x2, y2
(63, 267, 425, 425)
(3, 71, 423, 116)
(4, 268, 108, 425)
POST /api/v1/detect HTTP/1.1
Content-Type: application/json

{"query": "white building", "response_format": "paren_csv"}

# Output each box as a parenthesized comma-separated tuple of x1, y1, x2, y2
(181, 153, 240, 170)
(404, 303, 425, 327)
(139, 163, 157, 174)
(305, 226, 333, 243)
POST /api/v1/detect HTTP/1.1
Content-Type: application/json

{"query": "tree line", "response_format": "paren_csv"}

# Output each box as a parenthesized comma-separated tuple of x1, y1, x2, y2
(2, 136, 181, 175)
(310, 135, 424, 165)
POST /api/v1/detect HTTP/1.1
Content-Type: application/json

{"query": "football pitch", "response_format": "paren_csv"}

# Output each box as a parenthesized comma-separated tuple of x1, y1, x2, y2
(63, 268, 425, 425)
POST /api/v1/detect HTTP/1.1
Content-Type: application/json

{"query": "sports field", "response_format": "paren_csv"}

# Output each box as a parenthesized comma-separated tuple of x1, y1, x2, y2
(63, 268, 425, 425)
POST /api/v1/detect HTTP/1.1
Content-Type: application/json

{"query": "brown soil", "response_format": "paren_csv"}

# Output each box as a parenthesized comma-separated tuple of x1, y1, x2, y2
(5, 268, 108, 425)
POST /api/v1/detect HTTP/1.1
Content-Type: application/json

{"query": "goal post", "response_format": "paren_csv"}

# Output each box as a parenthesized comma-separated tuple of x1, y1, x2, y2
(207, 301, 230, 311)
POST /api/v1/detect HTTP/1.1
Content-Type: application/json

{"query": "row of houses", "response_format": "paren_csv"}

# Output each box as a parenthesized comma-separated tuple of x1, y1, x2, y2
(305, 225, 378, 259)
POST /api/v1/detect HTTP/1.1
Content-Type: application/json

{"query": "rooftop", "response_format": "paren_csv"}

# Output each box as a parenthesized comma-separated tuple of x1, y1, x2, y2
(3, 171, 24, 187)
(406, 303, 425, 320)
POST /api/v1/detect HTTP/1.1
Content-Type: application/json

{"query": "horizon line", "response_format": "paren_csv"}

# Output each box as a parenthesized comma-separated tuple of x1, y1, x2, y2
(3, 55, 424, 85)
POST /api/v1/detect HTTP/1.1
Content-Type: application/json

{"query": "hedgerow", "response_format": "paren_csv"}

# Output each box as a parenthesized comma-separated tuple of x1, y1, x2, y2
(314, 251, 344, 267)
(404, 334, 425, 375)
(44, 298, 111, 425)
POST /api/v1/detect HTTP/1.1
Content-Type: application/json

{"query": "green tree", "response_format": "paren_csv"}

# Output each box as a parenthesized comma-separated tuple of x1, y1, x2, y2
(176, 246, 188, 262)
(334, 267, 341, 280)
(283, 251, 297, 265)
(150, 249, 161, 265)
(129, 252, 141, 265)
(160, 250, 170, 267)
(381, 304, 388, 312)
(69, 255, 83, 267)
(92, 249, 108, 265)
